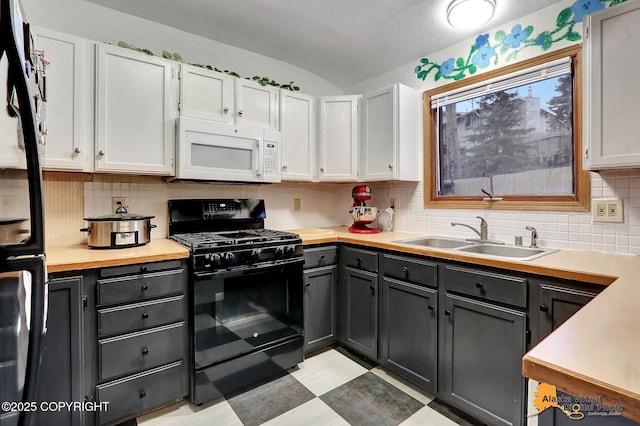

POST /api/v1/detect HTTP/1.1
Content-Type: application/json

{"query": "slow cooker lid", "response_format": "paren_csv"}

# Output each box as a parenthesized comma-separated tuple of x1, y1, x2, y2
(83, 213, 155, 222)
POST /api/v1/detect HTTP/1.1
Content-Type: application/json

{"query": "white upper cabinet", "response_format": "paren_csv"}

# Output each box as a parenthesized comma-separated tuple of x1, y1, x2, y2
(584, 0, 640, 170)
(95, 44, 177, 175)
(318, 95, 360, 182)
(180, 64, 279, 130)
(34, 28, 91, 171)
(279, 90, 316, 181)
(0, 55, 26, 169)
(361, 83, 422, 181)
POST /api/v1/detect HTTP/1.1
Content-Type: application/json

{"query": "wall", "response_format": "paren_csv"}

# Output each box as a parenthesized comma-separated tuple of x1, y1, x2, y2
(21, 0, 342, 96)
(352, 0, 640, 255)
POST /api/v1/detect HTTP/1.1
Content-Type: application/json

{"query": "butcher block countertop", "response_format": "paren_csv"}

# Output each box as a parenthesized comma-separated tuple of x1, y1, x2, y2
(294, 226, 640, 422)
(46, 227, 640, 421)
(46, 239, 189, 273)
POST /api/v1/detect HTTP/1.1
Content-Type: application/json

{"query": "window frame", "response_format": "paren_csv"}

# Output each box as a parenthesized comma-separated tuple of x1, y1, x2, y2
(423, 45, 590, 212)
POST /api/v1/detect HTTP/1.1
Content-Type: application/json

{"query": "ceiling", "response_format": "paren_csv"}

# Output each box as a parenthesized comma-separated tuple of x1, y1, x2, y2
(85, 0, 561, 88)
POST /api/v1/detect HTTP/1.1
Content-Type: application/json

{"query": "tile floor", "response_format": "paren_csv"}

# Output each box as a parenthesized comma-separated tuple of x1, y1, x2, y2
(135, 347, 482, 426)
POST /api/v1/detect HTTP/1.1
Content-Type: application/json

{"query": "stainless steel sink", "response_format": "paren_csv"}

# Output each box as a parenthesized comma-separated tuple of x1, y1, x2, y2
(456, 244, 556, 261)
(393, 236, 474, 249)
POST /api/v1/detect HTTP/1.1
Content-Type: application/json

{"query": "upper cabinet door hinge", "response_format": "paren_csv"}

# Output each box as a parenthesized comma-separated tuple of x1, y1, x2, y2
(584, 25, 589, 39)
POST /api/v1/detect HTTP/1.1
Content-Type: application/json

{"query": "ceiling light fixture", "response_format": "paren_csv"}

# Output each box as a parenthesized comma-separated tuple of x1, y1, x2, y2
(447, 0, 496, 30)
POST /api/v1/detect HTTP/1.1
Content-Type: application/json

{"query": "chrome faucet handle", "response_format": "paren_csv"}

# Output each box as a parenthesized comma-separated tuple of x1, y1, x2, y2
(525, 226, 538, 248)
(476, 216, 488, 239)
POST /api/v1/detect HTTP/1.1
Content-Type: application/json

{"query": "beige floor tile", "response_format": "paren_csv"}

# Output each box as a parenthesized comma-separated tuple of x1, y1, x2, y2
(370, 366, 435, 405)
(262, 398, 350, 426)
(399, 406, 459, 426)
(291, 349, 368, 396)
(137, 398, 242, 426)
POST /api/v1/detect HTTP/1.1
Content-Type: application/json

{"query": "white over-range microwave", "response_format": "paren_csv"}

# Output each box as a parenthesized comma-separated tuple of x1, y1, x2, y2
(176, 117, 281, 183)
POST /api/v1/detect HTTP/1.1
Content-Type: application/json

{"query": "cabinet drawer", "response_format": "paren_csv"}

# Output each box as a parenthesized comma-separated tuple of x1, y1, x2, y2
(343, 247, 378, 272)
(304, 246, 337, 269)
(96, 361, 184, 425)
(98, 296, 184, 337)
(382, 254, 437, 288)
(443, 265, 527, 308)
(99, 322, 185, 381)
(100, 260, 183, 278)
(97, 269, 184, 306)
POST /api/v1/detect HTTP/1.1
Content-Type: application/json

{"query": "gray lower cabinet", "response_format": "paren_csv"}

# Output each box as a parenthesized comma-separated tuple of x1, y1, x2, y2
(34, 276, 86, 426)
(93, 260, 188, 425)
(440, 265, 527, 426)
(340, 247, 378, 360)
(303, 246, 338, 352)
(379, 254, 438, 392)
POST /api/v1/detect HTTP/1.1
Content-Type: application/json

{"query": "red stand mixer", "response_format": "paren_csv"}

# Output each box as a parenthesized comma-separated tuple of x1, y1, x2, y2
(348, 185, 380, 234)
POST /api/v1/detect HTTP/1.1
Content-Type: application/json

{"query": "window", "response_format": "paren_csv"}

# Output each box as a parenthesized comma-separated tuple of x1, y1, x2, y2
(424, 46, 589, 211)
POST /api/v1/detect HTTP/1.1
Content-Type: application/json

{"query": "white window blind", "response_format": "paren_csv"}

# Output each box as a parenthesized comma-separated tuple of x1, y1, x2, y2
(430, 57, 572, 109)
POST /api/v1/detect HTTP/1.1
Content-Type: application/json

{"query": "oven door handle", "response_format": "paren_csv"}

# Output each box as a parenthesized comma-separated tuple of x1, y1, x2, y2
(194, 257, 304, 279)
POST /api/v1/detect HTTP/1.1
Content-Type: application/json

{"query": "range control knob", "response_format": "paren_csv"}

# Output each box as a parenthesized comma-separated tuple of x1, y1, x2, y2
(222, 252, 236, 265)
(274, 247, 284, 258)
(208, 253, 221, 267)
(250, 249, 262, 261)
(284, 245, 296, 256)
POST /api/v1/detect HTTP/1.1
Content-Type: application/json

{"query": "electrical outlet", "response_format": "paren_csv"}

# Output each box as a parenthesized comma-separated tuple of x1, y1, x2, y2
(112, 197, 128, 214)
(293, 198, 301, 211)
(390, 198, 398, 210)
(592, 198, 623, 223)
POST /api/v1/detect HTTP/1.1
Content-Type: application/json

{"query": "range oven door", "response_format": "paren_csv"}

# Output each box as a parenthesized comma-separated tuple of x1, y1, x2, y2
(191, 257, 304, 404)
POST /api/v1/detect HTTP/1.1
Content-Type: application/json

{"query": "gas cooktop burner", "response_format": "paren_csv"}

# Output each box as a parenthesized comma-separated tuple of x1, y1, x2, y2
(170, 229, 299, 251)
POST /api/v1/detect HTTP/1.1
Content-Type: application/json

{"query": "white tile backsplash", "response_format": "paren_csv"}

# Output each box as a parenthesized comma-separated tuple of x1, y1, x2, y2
(386, 171, 640, 255)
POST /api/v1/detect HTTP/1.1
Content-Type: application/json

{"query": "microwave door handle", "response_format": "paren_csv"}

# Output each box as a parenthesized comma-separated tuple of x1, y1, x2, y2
(255, 139, 263, 178)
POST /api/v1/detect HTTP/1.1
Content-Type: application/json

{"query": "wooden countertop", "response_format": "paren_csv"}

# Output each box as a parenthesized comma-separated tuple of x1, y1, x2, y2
(46, 239, 190, 273)
(293, 226, 640, 422)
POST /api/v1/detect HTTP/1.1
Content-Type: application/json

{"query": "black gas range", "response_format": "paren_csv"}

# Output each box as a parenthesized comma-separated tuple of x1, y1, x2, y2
(168, 199, 304, 405)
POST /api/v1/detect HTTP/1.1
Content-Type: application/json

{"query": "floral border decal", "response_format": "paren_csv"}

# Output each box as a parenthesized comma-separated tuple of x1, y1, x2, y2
(414, 0, 628, 82)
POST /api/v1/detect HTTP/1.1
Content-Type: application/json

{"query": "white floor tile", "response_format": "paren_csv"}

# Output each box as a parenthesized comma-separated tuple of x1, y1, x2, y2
(370, 367, 435, 405)
(261, 398, 350, 426)
(137, 399, 242, 426)
(291, 349, 368, 396)
(399, 405, 459, 426)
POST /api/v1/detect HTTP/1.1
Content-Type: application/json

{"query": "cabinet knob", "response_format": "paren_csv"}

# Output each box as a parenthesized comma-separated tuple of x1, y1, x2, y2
(402, 266, 408, 275)
(140, 283, 149, 291)
(427, 305, 435, 311)
(98, 150, 105, 156)
(238, 110, 244, 117)
(444, 310, 451, 316)
(140, 266, 148, 273)
(356, 257, 361, 267)
(141, 347, 149, 356)
(223, 107, 229, 114)
(369, 285, 375, 295)
(305, 282, 311, 287)
(388, 164, 393, 170)
(141, 312, 149, 320)
(319, 254, 326, 260)
(539, 305, 549, 312)
(475, 282, 483, 289)
(282, 165, 288, 170)
(320, 167, 324, 173)
(139, 390, 147, 399)
(74, 147, 81, 154)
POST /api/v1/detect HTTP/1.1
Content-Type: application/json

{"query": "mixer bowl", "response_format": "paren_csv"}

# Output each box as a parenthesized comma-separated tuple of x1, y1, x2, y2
(350, 206, 378, 223)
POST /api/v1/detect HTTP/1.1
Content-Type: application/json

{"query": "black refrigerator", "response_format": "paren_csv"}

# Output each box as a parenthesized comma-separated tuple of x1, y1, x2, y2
(0, 0, 47, 426)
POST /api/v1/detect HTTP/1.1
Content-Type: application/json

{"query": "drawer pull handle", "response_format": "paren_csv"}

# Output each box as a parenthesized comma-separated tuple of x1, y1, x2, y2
(369, 285, 375, 295)
(141, 347, 149, 356)
(402, 266, 408, 274)
(141, 312, 149, 319)
(540, 305, 549, 312)
(444, 310, 451, 316)
(427, 305, 435, 311)
(140, 266, 148, 273)
(139, 390, 147, 399)
(356, 257, 361, 266)
(141, 284, 149, 291)
(475, 282, 483, 289)
(319, 255, 326, 260)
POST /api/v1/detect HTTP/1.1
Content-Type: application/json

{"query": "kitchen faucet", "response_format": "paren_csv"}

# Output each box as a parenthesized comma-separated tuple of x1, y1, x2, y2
(451, 216, 504, 244)
(526, 226, 538, 248)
